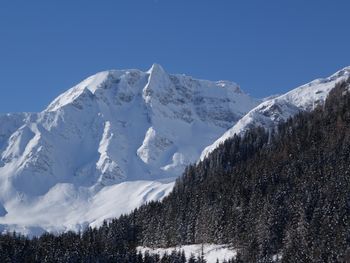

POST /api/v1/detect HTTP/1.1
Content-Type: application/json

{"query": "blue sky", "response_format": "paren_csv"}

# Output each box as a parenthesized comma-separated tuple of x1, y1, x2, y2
(1, 0, 350, 113)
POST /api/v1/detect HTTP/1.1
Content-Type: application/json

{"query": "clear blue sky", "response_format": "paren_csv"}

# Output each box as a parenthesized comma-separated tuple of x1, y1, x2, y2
(1, 0, 350, 113)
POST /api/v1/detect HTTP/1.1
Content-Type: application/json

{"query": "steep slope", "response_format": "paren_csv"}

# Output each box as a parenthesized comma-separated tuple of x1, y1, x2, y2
(201, 66, 350, 160)
(126, 79, 350, 262)
(0, 64, 258, 234)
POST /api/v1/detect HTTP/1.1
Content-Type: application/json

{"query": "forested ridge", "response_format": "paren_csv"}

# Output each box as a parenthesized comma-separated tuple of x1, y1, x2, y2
(1, 78, 350, 262)
(132, 78, 350, 262)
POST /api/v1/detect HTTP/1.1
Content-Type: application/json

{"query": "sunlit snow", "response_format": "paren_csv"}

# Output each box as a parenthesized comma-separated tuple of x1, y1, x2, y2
(0, 64, 258, 235)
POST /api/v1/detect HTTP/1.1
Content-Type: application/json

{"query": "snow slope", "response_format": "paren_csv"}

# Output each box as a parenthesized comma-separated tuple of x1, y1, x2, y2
(0, 64, 258, 234)
(138, 244, 237, 263)
(200, 67, 350, 160)
(0, 180, 175, 236)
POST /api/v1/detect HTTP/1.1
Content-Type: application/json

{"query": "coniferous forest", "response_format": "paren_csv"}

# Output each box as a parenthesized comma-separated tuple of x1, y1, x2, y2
(1, 79, 350, 262)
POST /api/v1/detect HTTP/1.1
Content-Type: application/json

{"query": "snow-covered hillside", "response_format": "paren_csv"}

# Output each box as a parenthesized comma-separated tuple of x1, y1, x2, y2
(138, 244, 237, 263)
(0, 64, 259, 234)
(200, 67, 350, 160)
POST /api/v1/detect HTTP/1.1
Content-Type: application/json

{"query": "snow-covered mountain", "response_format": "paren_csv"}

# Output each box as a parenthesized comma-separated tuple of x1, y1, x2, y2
(1, 64, 349, 236)
(0, 64, 259, 235)
(200, 66, 350, 160)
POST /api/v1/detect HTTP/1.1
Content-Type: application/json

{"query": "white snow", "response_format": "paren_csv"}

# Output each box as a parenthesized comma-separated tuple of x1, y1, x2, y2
(138, 244, 237, 263)
(200, 66, 350, 160)
(0, 64, 258, 235)
(0, 180, 174, 236)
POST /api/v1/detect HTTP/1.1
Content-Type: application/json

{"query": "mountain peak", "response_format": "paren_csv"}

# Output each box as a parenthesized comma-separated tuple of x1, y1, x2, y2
(148, 63, 166, 75)
(0, 65, 260, 234)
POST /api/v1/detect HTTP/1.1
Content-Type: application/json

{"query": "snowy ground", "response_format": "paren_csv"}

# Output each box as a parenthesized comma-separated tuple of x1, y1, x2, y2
(0, 180, 175, 236)
(138, 244, 237, 263)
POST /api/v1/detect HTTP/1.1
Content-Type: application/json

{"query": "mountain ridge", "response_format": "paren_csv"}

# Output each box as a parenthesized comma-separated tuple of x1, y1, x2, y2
(200, 66, 350, 160)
